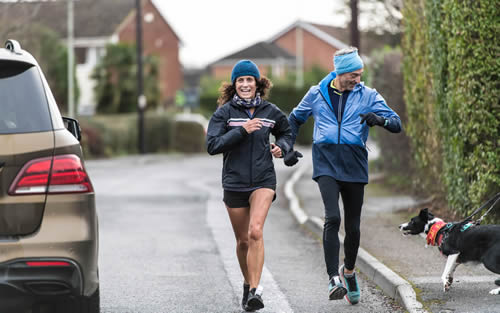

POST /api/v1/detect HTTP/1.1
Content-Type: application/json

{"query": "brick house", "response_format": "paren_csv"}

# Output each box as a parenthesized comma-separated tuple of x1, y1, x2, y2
(269, 20, 400, 72)
(268, 20, 349, 72)
(207, 20, 400, 80)
(0, 0, 182, 114)
(116, 0, 183, 108)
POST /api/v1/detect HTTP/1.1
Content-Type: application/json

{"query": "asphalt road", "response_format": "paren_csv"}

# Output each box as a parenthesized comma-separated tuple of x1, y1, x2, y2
(86, 153, 404, 313)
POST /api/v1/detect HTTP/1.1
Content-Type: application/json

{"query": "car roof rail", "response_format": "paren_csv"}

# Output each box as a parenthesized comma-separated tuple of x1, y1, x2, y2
(5, 39, 22, 54)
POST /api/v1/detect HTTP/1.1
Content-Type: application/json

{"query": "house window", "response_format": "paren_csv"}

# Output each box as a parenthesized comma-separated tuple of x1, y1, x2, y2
(144, 12, 154, 23)
(75, 47, 87, 65)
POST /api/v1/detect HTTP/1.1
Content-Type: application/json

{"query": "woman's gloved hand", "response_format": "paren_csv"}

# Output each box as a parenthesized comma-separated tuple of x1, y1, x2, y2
(284, 150, 303, 167)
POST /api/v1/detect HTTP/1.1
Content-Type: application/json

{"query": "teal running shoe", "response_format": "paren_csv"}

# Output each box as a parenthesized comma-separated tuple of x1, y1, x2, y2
(339, 264, 360, 305)
(328, 276, 347, 300)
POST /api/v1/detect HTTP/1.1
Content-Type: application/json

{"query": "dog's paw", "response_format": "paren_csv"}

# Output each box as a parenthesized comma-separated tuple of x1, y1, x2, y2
(442, 277, 453, 292)
(489, 287, 500, 295)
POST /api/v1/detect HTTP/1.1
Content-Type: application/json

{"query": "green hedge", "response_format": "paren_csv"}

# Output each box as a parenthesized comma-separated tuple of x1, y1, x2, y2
(80, 114, 140, 157)
(402, 0, 500, 222)
(172, 121, 205, 153)
(268, 85, 315, 145)
(79, 113, 205, 158)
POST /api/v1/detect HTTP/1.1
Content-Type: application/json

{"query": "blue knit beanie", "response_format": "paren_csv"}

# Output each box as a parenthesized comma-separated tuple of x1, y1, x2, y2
(231, 60, 260, 83)
(334, 50, 364, 75)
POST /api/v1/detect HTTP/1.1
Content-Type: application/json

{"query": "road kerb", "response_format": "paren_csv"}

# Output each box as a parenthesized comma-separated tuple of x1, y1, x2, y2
(284, 161, 427, 313)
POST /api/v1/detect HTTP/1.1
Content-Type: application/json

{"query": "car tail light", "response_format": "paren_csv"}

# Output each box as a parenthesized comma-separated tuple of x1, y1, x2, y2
(26, 261, 71, 267)
(9, 154, 93, 195)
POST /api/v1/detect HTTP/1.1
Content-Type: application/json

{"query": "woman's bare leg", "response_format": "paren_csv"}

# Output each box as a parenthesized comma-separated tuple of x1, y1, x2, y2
(226, 206, 251, 283)
(247, 188, 275, 289)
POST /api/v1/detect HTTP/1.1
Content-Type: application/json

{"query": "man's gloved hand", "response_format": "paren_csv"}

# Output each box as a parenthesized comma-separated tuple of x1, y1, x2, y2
(284, 150, 303, 167)
(359, 113, 386, 127)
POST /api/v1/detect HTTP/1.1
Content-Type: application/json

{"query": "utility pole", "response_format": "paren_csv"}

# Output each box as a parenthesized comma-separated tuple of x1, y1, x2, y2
(67, 0, 75, 117)
(350, 0, 360, 51)
(136, 0, 146, 154)
(295, 21, 304, 89)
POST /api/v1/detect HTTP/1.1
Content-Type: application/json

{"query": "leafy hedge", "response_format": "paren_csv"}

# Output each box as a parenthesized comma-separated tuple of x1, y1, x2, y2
(79, 113, 205, 158)
(402, 0, 500, 222)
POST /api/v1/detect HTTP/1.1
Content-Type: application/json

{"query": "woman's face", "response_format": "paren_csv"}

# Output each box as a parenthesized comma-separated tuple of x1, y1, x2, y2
(235, 76, 257, 99)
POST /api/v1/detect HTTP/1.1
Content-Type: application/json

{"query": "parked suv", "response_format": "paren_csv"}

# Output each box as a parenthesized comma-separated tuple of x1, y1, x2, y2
(0, 40, 99, 312)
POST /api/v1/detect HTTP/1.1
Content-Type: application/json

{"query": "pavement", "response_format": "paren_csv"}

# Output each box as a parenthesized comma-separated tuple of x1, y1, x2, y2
(284, 147, 500, 313)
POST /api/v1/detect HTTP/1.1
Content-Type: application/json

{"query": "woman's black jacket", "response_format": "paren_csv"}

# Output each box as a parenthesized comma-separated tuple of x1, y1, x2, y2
(206, 99, 293, 190)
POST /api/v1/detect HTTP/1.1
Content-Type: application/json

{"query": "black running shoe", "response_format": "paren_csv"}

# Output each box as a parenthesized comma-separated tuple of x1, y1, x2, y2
(246, 288, 264, 311)
(242, 283, 254, 311)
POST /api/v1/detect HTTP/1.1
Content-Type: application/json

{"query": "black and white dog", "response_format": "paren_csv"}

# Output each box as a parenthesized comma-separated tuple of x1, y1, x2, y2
(399, 208, 500, 295)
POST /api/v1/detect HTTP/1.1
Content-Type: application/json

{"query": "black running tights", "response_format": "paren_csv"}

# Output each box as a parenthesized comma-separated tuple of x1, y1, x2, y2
(316, 175, 365, 279)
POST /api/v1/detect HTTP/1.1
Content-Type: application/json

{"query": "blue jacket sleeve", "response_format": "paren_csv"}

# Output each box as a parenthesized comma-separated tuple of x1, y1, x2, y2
(370, 91, 402, 133)
(288, 87, 314, 145)
(206, 106, 248, 155)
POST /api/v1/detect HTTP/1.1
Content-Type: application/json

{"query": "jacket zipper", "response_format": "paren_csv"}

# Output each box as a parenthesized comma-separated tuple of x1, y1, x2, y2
(249, 134, 254, 187)
(338, 94, 343, 144)
(319, 90, 343, 145)
(248, 107, 257, 187)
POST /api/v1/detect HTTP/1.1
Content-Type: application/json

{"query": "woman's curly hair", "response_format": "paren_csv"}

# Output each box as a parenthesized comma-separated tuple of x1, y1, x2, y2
(217, 76, 273, 107)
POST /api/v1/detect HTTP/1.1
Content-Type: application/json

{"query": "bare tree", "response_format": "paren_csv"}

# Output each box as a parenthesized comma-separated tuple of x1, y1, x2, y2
(335, 0, 403, 34)
(0, 2, 43, 40)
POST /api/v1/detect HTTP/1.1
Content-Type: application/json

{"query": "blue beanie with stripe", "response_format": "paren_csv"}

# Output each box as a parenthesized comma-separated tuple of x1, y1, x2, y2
(231, 60, 260, 83)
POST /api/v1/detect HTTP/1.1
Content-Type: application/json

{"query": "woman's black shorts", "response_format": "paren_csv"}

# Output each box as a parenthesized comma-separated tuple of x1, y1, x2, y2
(223, 187, 276, 208)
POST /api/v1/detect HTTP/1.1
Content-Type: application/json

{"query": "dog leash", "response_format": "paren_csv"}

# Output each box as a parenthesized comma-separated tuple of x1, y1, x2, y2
(464, 191, 500, 224)
(474, 195, 500, 225)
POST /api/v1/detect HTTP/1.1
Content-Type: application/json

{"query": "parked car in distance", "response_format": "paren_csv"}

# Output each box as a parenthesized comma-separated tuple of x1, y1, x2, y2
(0, 39, 99, 313)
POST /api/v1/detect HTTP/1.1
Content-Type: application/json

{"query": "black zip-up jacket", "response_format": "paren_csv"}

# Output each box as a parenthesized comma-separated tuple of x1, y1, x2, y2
(206, 99, 293, 190)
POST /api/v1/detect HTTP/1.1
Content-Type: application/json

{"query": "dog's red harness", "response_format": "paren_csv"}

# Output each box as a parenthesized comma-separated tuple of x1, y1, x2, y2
(426, 221, 446, 246)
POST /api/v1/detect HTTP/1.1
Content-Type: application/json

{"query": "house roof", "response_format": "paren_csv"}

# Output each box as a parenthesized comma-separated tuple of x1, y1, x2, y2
(268, 20, 349, 51)
(211, 41, 295, 66)
(0, 0, 134, 38)
(0, 0, 181, 41)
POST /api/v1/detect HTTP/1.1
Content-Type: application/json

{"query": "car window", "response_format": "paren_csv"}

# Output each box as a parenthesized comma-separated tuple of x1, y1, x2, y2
(0, 60, 52, 134)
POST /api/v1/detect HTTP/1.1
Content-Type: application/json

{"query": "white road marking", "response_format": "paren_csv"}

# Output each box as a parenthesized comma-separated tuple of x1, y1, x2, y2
(284, 162, 309, 225)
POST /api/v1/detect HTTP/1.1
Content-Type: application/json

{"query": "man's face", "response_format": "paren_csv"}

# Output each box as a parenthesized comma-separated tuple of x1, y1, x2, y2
(337, 68, 363, 91)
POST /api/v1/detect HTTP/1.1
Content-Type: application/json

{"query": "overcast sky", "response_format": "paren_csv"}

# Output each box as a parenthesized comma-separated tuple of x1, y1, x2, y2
(153, 0, 348, 68)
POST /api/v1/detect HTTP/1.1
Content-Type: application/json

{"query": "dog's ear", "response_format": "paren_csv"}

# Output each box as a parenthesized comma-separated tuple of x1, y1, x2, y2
(420, 208, 434, 221)
(419, 208, 429, 219)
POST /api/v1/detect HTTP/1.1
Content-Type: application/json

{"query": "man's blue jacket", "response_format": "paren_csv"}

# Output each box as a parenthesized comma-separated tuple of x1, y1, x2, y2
(288, 72, 402, 183)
